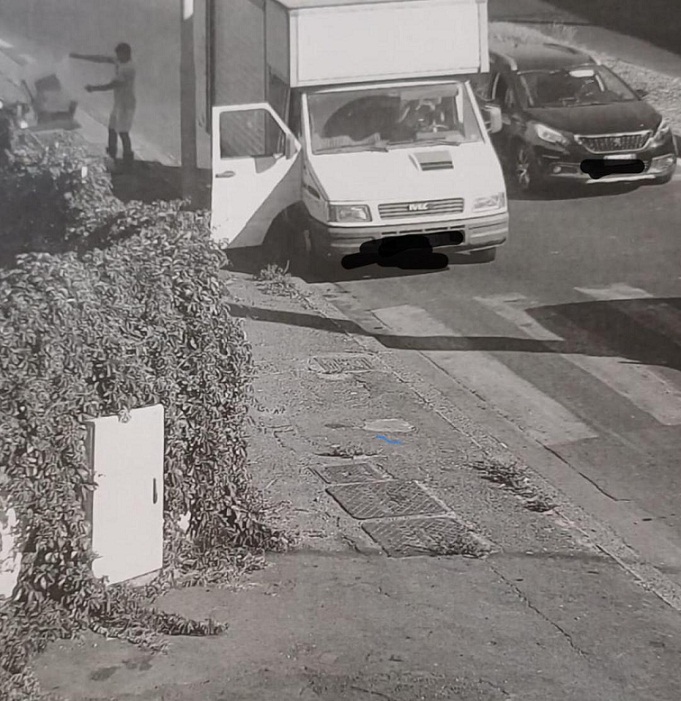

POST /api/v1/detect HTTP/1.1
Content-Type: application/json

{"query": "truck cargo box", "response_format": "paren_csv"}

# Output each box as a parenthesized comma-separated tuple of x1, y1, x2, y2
(209, 0, 489, 110)
(270, 0, 488, 86)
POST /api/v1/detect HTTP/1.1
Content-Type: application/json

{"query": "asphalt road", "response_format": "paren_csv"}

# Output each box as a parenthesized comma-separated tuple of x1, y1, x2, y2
(2, 1, 681, 569)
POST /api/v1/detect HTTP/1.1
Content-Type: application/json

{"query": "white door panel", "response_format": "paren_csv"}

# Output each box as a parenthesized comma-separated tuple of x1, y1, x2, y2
(211, 103, 302, 248)
(87, 405, 164, 585)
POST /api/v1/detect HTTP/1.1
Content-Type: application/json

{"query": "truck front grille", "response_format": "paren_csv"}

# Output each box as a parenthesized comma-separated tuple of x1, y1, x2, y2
(576, 131, 651, 154)
(379, 198, 464, 219)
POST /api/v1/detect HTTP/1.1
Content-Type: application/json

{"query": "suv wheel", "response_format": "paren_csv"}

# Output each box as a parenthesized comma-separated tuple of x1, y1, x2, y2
(513, 142, 543, 194)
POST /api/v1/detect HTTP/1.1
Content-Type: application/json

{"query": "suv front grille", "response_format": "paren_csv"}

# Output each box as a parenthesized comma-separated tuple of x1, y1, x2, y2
(379, 198, 464, 219)
(576, 131, 651, 154)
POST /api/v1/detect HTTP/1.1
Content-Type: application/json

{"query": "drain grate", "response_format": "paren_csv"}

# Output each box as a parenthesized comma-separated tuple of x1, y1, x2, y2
(313, 461, 390, 484)
(326, 480, 446, 520)
(312, 354, 374, 374)
(362, 517, 490, 558)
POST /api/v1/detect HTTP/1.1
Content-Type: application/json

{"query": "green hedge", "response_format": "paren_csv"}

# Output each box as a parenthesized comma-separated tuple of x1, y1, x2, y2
(0, 133, 289, 700)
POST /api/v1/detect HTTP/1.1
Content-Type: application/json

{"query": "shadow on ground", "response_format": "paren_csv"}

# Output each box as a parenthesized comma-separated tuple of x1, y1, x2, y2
(227, 241, 494, 284)
(546, 0, 681, 58)
(490, 0, 681, 59)
(110, 162, 211, 207)
(227, 297, 681, 373)
(507, 181, 642, 202)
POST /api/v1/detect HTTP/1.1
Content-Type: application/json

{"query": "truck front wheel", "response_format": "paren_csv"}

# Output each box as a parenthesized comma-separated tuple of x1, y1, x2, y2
(288, 225, 314, 276)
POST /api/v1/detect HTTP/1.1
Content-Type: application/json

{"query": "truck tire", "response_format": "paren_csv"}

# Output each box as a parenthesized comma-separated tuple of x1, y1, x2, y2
(288, 225, 314, 277)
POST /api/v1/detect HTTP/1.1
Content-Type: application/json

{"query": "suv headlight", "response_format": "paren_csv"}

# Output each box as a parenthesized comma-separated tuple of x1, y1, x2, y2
(473, 192, 506, 212)
(650, 118, 672, 146)
(328, 204, 372, 223)
(533, 122, 571, 147)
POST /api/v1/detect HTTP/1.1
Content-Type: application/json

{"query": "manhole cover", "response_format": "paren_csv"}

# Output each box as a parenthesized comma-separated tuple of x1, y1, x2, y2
(326, 480, 446, 520)
(312, 355, 374, 374)
(362, 517, 490, 558)
(313, 461, 390, 484)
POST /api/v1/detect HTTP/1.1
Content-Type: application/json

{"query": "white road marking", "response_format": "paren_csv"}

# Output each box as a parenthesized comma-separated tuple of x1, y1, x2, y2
(372, 304, 597, 446)
(477, 293, 681, 426)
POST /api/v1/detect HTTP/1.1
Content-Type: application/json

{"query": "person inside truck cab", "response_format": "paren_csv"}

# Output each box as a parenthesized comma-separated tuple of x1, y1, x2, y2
(394, 98, 447, 137)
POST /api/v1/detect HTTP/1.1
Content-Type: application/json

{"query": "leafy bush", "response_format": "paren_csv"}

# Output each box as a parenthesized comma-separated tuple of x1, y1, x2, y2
(0, 132, 290, 699)
(0, 133, 114, 265)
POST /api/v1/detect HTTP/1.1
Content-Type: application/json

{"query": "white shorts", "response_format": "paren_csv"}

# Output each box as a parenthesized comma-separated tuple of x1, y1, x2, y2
(109, 103, 136, 133)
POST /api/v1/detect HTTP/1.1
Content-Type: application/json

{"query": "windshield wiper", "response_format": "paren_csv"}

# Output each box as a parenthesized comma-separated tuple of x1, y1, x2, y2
(413, 138, 463, 147)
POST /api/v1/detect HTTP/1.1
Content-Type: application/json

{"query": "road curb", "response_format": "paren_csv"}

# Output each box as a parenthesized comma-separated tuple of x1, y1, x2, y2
(284, 275, 681, 613)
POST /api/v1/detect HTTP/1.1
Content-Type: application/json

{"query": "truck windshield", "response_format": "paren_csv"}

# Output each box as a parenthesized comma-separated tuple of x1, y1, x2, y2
(307, 83, 483, 155)
(519, 66, 638, 108)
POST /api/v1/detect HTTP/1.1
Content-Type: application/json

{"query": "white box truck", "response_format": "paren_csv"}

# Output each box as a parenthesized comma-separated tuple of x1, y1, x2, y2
(200, 0, 508, 268)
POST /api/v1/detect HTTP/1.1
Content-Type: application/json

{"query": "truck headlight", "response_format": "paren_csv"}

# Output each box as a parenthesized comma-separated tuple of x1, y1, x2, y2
(650, 118, 672, 147)
(534, 122, 571, 147)
(328, 204, 372, 223)
(473, 192, 506, 212)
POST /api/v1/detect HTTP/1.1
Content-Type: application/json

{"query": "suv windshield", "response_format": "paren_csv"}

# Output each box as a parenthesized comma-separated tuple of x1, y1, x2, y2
(519, 65, 638, 108)
(307, 83, 484, 155)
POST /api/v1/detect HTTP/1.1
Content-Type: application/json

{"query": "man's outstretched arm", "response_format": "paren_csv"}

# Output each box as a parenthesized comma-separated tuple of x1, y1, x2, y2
(85, 79, 123, 93)
(70, 52, 115, 64)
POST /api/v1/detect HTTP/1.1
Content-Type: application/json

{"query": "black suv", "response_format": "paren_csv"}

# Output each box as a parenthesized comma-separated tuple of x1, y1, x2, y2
(473, 42, 677, 193)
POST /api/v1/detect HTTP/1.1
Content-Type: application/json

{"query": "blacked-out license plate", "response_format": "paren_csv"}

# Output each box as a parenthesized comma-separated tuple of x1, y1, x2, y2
(427, 232, 463, 248)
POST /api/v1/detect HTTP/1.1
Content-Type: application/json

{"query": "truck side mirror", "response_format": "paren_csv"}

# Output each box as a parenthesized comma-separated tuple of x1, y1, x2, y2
(284, 133, 297, 159)
(483, 104, 503, 134)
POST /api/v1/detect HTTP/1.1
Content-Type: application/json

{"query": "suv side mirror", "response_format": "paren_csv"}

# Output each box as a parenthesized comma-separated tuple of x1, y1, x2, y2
(482, 104, 503, 134)
(635, 87, 648, 99)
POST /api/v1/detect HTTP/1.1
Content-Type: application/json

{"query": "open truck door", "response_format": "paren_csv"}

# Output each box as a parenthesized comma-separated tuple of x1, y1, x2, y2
(211, 103, 302, 248)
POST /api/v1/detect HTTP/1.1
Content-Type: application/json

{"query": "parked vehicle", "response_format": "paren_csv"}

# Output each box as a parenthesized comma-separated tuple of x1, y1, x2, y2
(0, 97, 29, 163)
(198, 0, 508, 269)
(21, 74, 79, 129)
(473, 42, 677, 193)
(0, 72, 78, 166)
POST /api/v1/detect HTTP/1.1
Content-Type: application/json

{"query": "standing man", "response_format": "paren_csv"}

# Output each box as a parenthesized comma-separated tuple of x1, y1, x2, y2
(70, 43, 136, 167)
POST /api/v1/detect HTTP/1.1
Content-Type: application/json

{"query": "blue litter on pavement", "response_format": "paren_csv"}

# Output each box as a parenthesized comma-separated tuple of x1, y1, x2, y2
(376, 434, 403, 445)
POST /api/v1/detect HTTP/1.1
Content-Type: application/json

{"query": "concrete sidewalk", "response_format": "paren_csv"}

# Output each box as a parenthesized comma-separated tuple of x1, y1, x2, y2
(33, 274, 681, 701)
